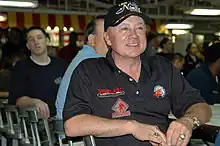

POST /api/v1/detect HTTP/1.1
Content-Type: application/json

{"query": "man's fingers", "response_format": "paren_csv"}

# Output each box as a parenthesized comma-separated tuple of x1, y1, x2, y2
(166, 122, 175, 145)
(149, 129, 167, 145)
(43, 102, 50, 118)
(176, 129, 186, 146)
(149, 141, 160, 146)
(180, 131, 191, 146)
(37, 105, 45, 118)
(39, 103, 47, 118)
(156, 129, 167, 143)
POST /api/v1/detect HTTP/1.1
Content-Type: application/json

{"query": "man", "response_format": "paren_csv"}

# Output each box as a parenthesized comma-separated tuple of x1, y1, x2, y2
(56, 15, 108, 119)
(187, 42, 220, 105)
(172, 53, 185, 70)
(58, 32, 80, 63)
(183, 42, 202, 76)
(9, 26, 67, 118)
(63, 2, 211, 146)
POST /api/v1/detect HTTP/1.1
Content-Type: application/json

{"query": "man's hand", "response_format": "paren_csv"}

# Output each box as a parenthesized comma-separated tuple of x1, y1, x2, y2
(130, 121, 168, 146)
(166, 117, 193, 146)
(32, 99, 50, 118)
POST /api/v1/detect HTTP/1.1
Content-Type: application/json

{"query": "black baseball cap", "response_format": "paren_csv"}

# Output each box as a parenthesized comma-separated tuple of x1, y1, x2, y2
(104, 1, 152, 31)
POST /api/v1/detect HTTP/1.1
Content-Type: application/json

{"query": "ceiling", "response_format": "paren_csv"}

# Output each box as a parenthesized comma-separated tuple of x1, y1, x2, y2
(1, 0, 220, 34)
(38, 0, 220, 34)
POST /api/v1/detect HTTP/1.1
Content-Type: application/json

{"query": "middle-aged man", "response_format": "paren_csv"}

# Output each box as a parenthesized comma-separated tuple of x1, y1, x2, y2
(187, 42, 220, 105)
(63, 1, 212, 146)
(56, 15, 108, 119)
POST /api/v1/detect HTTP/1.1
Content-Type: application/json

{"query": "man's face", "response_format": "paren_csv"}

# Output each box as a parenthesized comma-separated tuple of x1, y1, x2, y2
(105, 16, 147, 58)
(189, 43, 198, 56)
(94, 19, 108, 55)
(164, 40, 173, 53)
(26, 29, 48, 56)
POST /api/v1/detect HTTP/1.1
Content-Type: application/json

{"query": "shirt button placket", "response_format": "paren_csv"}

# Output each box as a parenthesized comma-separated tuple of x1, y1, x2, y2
(129, 78, 133, 82)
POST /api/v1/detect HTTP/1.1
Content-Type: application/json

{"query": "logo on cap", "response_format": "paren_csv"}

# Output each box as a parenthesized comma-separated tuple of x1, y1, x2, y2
(111, 98, 131, 118)
(116, 2, 142, 15)
(153, 85, 166, 98)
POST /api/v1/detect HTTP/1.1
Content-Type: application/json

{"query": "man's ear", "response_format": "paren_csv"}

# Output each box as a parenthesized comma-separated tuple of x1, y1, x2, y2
(87, 34, 95, 46)
(26, 43, 30, 51)
(217, 58, 220, 64)
(104, 32, 112, 47)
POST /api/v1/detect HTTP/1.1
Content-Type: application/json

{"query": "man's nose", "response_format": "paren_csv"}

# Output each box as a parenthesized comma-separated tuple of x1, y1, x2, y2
(33, 38, 39, 44)
(130, 29, 138, 38)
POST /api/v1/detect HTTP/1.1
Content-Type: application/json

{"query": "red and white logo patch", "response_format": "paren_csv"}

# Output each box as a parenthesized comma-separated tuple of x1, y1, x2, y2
(111, 98, 131, 118)
(97, 88, 125, 98)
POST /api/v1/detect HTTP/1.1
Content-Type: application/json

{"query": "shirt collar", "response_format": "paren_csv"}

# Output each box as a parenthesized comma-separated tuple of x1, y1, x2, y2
(106, 49, 151, 76)
(83, 45, 96, 52)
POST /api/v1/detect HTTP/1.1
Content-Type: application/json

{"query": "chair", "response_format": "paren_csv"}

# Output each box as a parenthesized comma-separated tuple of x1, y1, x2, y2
(23, 106, 54, 146)
(83, 136, 96, 146)
(51, 117, 96, 146)
(17, 107, 36, 146)
(51, 117, 65, 146)
(0, 102, 7, 146)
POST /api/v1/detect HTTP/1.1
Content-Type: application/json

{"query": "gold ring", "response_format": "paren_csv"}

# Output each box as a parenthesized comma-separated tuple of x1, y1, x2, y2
(153, 132, 159, 138)
(179, 134, 186, 140)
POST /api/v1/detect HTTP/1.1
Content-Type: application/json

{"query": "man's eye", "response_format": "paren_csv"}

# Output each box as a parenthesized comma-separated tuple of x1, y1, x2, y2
(28, 39, 33, 42)
(121, 27, 129, 31)
(137, 26, 144, 30)
(38, 36, 43, 39)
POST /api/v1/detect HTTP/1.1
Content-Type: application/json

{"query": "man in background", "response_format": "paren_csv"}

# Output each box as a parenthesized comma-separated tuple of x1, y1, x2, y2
(187, 42, 220, 105)
(56, 15, 108, 120)
(58, 32, 80, 63)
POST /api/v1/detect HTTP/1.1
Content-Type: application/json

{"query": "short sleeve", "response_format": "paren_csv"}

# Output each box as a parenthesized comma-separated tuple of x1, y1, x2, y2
(63, 63, 92, 122)
(171, 66, 205, 118)
(8, 62, 28, 105)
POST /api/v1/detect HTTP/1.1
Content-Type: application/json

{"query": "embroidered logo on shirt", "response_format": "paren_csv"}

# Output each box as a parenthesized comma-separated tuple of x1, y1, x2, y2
(54, 77, 62, 84)
(153, 85, 166, 98)
(97, 88, 125, 98)
(111, 98, 131, 118)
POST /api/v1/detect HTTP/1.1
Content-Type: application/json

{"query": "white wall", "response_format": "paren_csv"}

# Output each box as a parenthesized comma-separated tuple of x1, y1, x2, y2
(174, 33, 193, 55)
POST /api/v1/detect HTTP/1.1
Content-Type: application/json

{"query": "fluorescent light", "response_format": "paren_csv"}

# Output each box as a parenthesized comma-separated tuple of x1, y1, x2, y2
(215, 31, 220, 36)
(165, 23, 194, 29)
(185, 9, 220, 16)
(172, 29, 190, 35)
(0, 0, 38, 8)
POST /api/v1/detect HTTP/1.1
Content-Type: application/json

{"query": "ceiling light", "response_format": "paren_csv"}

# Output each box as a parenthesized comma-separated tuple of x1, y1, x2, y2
(172, 29, 190, 35)
(69, 27, 74, 32)
(215, 31, 220, 36)
(185, 9, 220, 16)
(0, 0, 38, 8)
(54, 26, 59, 31)
(46, 26, 51, 31)
(63, 27, 67, 32)
(165, 23, 194, 29)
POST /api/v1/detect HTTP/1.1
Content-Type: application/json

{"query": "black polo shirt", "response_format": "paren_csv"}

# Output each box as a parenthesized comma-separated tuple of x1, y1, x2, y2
(64, 49, 205, 146)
